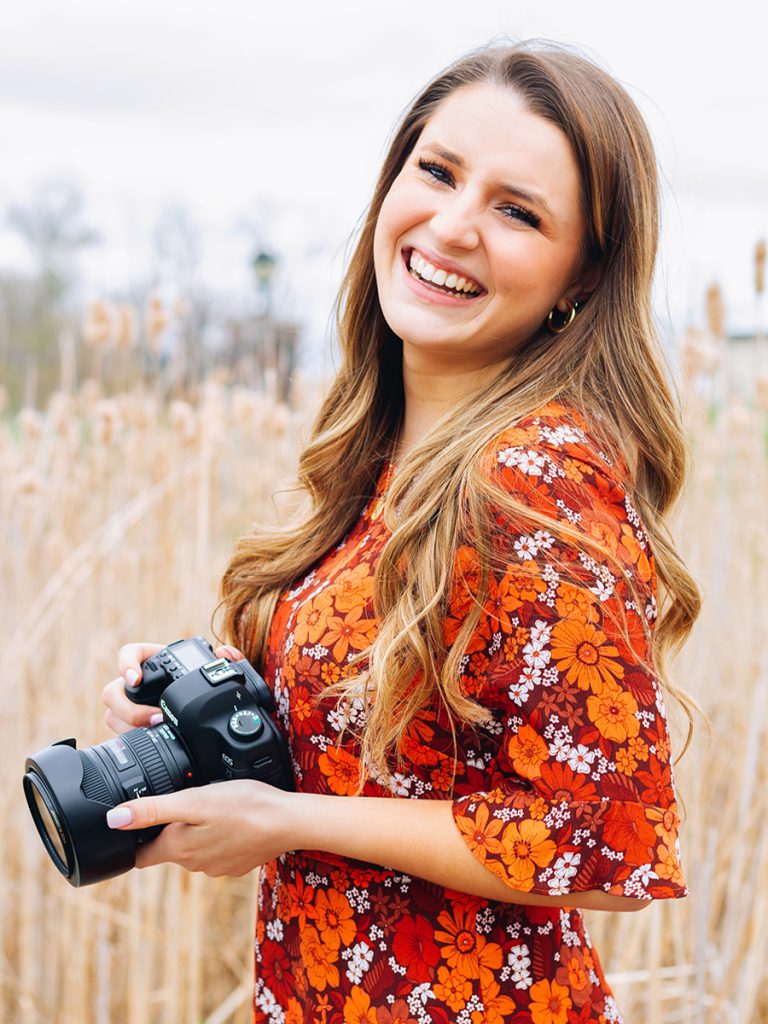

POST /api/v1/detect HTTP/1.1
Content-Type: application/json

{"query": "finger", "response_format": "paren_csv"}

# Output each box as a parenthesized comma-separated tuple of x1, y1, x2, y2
(118, 642, 164, 688)
(106, 792, 201, 831)
(134, 824, 186, 869)
(101, 677, 163, 728)
(215, 644, 245, 661)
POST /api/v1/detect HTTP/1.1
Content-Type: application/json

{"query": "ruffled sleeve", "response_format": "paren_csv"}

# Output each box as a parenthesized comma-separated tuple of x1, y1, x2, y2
(450, 408, 688, 901)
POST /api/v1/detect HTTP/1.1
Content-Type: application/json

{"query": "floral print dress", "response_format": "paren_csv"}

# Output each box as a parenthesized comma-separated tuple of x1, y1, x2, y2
(253, 402, 687, 1024)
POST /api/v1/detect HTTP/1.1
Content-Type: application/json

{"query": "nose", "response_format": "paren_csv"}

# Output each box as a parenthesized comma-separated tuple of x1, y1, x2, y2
(429, 192, 480, 251)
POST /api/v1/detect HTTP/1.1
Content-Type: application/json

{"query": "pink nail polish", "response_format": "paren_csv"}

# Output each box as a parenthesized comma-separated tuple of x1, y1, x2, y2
(106, 807, 133, 828)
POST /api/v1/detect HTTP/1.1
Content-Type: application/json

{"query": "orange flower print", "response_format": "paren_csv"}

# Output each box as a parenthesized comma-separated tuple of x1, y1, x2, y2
(471, 979, 517, 1024)
(529, 796, 550, 820)
(506, 723, 549, 779)
(285, 997, 303, 1024)
(376, 999, 420, 1024)
(504, 565, 548, 609)
(454, 802, 504, 864)
(499, 820, 557, 890)
(529, 978, 573, 1024)
(555, 946, 592, 1006)
(538, 761, 598, 804)
(320, 661, 341, 685)
(430, 755, 463, 792)
(655, 843, 685, 885)
(343, 986, 377, 1024)
(449, 545, 481, 619)
(614, 746, 637, 775)
(484, 573, 523, 633)
(554, 580, 598, 623)
(604, 802, 657, 866)
(562, 456, 590, 483)
(636, 756, 673, 808)
(587, 680, 640, 743)
(550, 619, 624, 692)
(321, 605, 377, 662)
(434, 905, 502, 985)
(333, 563, 374, 613)
(318, 745, 363, 795)
(433, 964, 472, 1011)
(293, 588, 334, 646)
(298, 925, 339, 991)
(588, 518, 619, 558)
(627, 735, 649, 763)
(619, 523, 651, 583)
(307, 889, 356, 950)
(284, 874, 316, 926)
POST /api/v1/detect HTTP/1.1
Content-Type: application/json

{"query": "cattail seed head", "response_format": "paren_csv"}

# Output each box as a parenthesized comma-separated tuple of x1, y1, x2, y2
(705, 283, 725, 339)
(146, 295, 170, 351)
(756, 240, 766, 296)
(115, 304, 138, 350)
(83, 300, 114, 347)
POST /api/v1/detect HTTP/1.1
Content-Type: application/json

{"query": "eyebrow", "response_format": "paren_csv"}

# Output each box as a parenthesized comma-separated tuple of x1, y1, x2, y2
(420, 143, 555, 219)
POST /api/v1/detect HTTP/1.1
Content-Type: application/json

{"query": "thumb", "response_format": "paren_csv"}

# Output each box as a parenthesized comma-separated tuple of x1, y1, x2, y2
(106, 792, 198, 831)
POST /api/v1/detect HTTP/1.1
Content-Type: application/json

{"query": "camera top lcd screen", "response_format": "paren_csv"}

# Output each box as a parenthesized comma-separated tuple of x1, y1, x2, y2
(173, 640, 212, 671)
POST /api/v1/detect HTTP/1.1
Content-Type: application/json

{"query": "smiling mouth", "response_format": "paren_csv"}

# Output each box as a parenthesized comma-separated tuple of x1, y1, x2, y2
(403, 248, 485, 299)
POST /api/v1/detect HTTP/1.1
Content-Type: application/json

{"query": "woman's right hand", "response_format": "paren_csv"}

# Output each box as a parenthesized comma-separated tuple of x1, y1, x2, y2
(102, 641, 246, 735)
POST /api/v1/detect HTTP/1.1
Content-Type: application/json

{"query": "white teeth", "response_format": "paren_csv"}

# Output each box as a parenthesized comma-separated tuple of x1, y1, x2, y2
(406, 250, 481, 296)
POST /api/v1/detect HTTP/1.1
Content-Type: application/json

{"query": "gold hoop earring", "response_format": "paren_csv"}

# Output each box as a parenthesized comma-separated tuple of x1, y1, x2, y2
(547, 300, 578, 334)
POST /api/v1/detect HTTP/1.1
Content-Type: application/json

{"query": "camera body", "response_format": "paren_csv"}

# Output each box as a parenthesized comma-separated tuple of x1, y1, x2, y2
(124, 637, 292, 789)
(23, 638, 294, 887)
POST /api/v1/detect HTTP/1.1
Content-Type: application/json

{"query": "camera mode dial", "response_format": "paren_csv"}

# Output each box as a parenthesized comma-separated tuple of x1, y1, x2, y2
(227, 710, 263, 741)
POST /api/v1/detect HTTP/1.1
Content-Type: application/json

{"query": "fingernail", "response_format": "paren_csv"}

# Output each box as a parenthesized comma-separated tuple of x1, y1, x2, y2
(149, 712, 164, 726)
(106, 807, 133, 828)
(125, 669, 139, 686)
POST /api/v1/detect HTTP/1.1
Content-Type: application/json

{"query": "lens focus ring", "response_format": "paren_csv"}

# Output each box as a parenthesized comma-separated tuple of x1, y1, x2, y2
(123, 729, 176, 795)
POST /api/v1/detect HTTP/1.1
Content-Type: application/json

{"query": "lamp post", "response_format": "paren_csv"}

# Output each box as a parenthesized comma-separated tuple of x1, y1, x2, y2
(252, 250, 276, 315)
(251, 249, 277, 392)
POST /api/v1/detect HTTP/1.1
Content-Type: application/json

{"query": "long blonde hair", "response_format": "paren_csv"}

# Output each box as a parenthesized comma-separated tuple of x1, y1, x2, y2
(217, 39, 701, 791)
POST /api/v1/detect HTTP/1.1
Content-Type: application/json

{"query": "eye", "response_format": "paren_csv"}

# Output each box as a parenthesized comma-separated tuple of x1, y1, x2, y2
(499, 203, 541, 229)
(417, 158, 454, 185)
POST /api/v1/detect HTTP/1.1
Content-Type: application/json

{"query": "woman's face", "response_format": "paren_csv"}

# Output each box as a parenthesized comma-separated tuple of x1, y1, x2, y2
(373, 83, 598, 372)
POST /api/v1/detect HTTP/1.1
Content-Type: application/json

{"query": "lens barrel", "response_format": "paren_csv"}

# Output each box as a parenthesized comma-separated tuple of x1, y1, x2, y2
(23, 724, 194, 887)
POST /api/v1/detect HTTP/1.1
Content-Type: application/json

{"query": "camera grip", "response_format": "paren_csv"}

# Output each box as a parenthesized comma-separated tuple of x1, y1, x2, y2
(123, 656, 169, 706)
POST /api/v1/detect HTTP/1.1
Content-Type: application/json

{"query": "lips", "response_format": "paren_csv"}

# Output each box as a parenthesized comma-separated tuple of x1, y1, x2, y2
(402, 246, 487, 297)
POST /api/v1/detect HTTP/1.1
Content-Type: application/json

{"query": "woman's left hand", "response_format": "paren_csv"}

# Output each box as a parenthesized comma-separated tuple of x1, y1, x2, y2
(105, 779, 294, 877)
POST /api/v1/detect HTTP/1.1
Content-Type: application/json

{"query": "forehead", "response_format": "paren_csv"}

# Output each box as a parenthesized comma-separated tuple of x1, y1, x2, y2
(417, 83, 583, 223)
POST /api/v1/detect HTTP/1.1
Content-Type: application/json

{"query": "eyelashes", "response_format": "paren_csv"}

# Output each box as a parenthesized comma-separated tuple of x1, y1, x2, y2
(416, 158, 542, 229)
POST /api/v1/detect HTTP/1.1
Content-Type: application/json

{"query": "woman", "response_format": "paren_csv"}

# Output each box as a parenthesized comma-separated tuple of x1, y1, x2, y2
(103, 39, 700, 1024)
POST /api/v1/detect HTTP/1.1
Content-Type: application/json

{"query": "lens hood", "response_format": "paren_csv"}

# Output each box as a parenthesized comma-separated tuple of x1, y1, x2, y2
(24, 740, 140, 887)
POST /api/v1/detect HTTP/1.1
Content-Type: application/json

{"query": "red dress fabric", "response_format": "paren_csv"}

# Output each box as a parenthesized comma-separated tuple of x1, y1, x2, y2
(253, 402, 687, 1024)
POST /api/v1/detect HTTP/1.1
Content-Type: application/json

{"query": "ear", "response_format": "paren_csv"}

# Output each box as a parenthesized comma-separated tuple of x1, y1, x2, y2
(555, 259, 604, 312)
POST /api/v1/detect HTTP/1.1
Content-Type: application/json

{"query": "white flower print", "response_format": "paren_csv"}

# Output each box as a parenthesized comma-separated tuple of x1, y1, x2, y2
(567, 744, 598, 774)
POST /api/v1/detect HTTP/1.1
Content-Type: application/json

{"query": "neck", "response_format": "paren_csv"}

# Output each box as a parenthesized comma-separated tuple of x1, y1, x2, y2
(393, 348, 507, 462)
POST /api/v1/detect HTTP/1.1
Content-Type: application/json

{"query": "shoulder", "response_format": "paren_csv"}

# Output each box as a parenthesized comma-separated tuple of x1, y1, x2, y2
(482, 400, 656, 599)
(489, 399, 629, 487)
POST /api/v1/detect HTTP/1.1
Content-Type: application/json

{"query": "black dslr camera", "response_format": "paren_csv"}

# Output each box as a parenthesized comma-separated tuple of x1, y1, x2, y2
(23, 638, 294, 887)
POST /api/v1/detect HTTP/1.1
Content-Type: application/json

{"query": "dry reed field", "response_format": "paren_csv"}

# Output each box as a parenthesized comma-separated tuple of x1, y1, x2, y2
(1, 336, 767, 1022)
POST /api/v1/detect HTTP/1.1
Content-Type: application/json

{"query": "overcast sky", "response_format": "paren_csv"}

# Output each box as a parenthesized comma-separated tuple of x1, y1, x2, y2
(1, 1, 766, 365)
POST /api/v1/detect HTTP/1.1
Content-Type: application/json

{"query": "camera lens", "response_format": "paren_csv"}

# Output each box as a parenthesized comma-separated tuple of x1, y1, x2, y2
(23, 724, 195, 887)
(25, 772, 68, 872)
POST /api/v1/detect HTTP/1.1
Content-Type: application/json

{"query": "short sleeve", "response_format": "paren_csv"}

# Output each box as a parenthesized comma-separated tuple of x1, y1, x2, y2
(450, 411, 688, 902)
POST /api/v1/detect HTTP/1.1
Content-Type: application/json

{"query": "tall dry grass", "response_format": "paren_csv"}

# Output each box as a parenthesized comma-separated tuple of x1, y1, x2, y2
(1, 337, 767, 1022)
